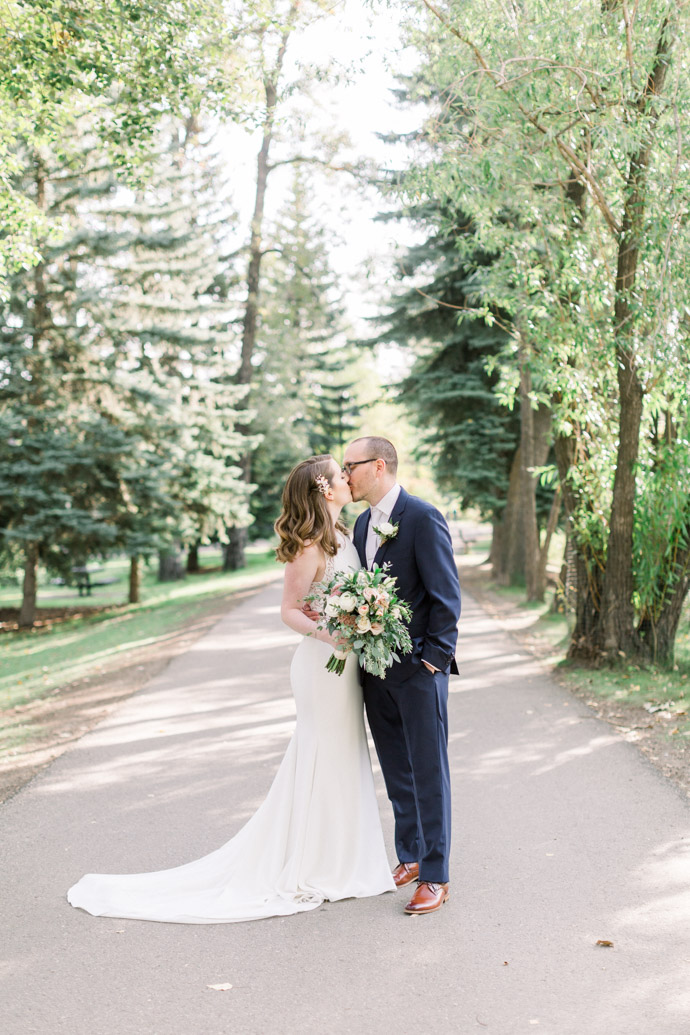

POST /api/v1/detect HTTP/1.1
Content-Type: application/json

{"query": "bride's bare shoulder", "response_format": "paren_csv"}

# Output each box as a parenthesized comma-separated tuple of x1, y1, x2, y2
(285, 541, 326, 580)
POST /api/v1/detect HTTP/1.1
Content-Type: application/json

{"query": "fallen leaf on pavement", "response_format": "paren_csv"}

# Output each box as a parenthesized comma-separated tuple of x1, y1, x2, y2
(595, 940, 614, 948)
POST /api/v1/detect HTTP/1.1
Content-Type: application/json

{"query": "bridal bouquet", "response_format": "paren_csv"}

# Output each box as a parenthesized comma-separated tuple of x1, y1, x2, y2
(304, 563, 412, 677)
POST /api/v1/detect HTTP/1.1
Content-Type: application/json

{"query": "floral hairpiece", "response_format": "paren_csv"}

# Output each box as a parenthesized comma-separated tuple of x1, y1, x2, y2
(314, 474, 330, 496)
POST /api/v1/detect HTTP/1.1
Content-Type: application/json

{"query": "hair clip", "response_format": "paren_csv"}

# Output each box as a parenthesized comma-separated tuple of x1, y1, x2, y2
(314, 474, 330, 496)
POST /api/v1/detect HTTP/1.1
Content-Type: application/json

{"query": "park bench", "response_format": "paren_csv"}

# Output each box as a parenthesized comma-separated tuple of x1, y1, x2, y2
(457, 527, 478, 554)
(71, 566, 118, 597)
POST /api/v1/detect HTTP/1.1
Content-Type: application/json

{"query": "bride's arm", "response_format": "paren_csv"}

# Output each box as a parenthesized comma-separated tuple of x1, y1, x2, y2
(280, 546, 333, 643)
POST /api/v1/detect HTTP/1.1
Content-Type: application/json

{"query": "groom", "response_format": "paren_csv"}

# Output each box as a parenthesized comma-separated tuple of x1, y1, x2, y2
(343, 436, 461, 915)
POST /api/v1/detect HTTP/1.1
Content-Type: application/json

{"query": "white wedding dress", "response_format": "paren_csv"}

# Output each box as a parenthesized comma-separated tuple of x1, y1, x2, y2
(67, 535, 394, 923)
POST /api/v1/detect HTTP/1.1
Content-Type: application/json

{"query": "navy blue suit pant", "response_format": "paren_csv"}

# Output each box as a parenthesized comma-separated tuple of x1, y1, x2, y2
(363, 665, 451, 884)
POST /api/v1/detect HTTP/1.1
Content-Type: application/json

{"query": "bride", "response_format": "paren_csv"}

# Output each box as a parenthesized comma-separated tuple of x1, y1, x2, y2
(67, 454, 395, 923)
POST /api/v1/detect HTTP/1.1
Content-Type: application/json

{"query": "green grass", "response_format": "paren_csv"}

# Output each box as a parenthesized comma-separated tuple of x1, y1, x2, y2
(558, 645, 690, 734)
(0, 546, 280, 712)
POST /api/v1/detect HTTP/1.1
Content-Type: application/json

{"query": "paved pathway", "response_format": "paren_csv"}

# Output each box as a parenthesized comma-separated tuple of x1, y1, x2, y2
(1, 579, 689, 1035)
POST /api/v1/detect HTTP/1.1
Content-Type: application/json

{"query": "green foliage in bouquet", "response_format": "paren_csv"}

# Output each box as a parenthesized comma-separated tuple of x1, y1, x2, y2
(304, 564, 413, 678)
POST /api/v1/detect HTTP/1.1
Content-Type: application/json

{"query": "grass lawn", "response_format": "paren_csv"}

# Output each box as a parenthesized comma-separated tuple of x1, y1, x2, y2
(0, 546, 280, 713)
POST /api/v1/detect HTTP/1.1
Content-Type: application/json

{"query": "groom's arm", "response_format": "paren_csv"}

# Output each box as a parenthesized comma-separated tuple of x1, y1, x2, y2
(415, 507, 461, 672)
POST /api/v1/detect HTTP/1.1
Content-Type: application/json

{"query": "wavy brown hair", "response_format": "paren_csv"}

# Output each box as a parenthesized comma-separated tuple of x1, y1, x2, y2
(274, 455, 347, 564)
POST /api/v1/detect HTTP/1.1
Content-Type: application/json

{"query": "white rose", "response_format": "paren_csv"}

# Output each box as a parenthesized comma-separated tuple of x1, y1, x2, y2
(370, 622, 384, 635)
(356, 615, 371, 633)
(377, 521, 395, 537)
(325, 601, 341, 618)
(338, 593, 357, 612)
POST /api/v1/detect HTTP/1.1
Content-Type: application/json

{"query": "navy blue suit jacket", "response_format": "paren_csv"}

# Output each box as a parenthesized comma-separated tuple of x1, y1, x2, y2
(353, 488, 461, 678)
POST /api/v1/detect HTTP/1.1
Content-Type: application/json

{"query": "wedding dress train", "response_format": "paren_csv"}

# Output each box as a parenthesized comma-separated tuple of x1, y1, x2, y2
(67, 536, 394, 923)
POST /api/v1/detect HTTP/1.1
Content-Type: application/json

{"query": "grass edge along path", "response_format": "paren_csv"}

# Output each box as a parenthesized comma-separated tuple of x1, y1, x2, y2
(0, 555, 282, 802)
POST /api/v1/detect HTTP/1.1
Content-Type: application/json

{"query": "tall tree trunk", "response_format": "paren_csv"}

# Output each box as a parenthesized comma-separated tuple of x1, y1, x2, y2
(493, 446, 523, 585)
(554, 433, 604, 661)
(187, 540, 200, 574)
(18, 542, 39, 628)
(223, 528, 249, 572)
(636, 505, 690, 668)
(598, 16, 674, 661)
(17, 157, 49, 631)
(158, 547, 184, 582)
(129, 555, 140, 604)
(643, 570, 690, 669)
(537, 486, 562, 599)
(225, 15, 296, 571)
(519, 343, 541, 601)
(488, 516, 503, 573)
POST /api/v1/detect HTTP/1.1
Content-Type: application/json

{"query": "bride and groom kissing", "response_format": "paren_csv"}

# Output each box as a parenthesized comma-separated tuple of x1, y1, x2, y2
(68, 436, 462, 923)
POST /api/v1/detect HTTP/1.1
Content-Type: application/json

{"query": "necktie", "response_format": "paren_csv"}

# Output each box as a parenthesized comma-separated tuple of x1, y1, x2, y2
(366, 507, 383, 568)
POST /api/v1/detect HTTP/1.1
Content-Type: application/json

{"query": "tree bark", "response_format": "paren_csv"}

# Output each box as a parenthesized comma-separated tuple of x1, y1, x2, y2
(554, 432, 604, 661)
(598, 16, 675, 660)
(537, 485, 562, 599)
(18, 542, 39, 628)
(519, 343, 541, 600)
(17, 157, 49, 630)
(158, 547, 184, 582)
(488, 516, 503, 572)
(187, 541, 200, 574)
(223, 527, 249, 572)
(225, 15, 296, 571)
(493, 446, 523, 585)
(129, 555, 140, 604)
(636, 503, 690, 667)
(643, 572, 690, 668)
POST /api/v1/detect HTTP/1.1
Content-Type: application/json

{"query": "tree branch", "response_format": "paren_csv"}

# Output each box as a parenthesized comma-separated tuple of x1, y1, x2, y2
(419, 0, 622, 235)
(266, 155, 371, 181)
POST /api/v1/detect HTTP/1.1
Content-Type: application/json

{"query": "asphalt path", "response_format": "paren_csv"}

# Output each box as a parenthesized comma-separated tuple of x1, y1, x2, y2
(1, 578, 689, 1035)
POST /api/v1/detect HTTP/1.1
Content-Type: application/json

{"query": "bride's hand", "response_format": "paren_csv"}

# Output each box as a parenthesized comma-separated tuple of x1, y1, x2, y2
(301, 602, 320, 622)
(319, 630, 349, 652)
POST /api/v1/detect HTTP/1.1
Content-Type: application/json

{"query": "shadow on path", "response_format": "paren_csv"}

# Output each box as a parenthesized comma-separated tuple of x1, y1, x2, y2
(1, 583, 689, 1035)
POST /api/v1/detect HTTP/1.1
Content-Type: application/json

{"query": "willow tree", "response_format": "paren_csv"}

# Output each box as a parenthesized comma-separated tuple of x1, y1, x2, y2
(401, 0, 690, 665)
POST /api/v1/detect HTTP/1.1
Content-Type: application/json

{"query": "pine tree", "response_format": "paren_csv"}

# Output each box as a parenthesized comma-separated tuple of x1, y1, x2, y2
(244, 169, 353, 539)
(379, 73, 559, 589)
(0, 113, 249, 622)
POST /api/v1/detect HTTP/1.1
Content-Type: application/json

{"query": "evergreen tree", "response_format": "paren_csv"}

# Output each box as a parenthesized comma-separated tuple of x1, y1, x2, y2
(380, 74, 560, 591)
(0, 114, 249, 623)
(375, 201, 559, 585)
(240, 169, 354, 539)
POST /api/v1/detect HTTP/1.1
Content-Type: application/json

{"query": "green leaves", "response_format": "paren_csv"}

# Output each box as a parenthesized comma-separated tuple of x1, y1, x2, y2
(390, 0, 690, 661)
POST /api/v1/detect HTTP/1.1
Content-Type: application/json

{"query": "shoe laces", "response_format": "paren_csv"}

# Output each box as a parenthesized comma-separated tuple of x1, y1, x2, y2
(417, 880, 442, 892)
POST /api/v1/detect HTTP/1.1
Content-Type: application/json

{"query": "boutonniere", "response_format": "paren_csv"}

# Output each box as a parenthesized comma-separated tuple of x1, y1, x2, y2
(373, 521, 399, 545)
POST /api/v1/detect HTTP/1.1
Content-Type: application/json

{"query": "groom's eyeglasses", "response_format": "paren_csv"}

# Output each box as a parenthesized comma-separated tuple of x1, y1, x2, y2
(341, 459, 379, 475)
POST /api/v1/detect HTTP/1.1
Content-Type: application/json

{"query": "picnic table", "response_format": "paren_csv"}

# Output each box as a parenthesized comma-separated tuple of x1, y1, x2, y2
(71, 566, 118, 597)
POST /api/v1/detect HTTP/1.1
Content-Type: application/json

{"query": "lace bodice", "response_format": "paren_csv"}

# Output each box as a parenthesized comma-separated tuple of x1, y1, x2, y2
(310, 532, 360, 591)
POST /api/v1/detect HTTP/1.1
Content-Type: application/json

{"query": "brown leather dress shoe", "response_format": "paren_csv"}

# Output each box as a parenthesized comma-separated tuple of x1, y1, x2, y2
(392, 861, 419, 888)
(404, 880, 449, 914)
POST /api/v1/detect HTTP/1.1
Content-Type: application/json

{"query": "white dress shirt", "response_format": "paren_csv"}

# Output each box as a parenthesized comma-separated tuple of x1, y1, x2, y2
(365, 483, 401, 569)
